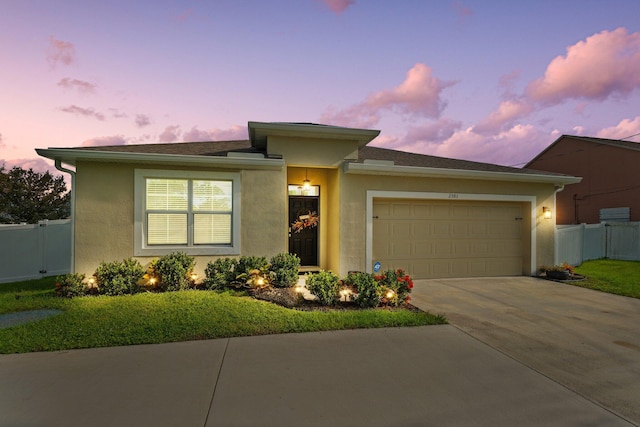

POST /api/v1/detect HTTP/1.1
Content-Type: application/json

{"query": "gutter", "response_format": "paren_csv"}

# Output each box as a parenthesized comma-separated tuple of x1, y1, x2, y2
(54, 160, 75, 273)
(36, 148, 285, 170)
(344, 161, 582, 186)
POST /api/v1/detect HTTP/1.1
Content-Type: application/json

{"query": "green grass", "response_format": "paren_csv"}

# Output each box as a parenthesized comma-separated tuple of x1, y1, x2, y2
(573, 259, 640, 298)
(0, 277, 446, 354)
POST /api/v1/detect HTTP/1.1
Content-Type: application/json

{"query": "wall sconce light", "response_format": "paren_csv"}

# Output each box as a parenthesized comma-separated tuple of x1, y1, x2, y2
(543, 206, 552, 219)
(302, 168, 311, 189)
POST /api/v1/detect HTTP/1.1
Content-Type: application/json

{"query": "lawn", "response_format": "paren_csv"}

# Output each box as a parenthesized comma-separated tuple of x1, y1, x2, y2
(573, 259, 640, 298)
(0, 276, 446, 354)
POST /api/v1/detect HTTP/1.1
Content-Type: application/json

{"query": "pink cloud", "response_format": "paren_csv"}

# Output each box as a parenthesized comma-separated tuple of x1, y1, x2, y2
(159, 125, 181, 142)
(182, 125, 248, 142)
(81, 135, 127, 147)
(426, 124, 546, 166)
(174, 8, 193, 23)
(322, 63, 454, 127)
(135, 114, 151, 128)
(0, 132, 4, 149)
(473, 98, 533, 134)
(526, 27, 640, 104)
(596, 116, 640, 141)
(1, 157, 57, 175)
(453, 1, 473, 17)
(47, 36, 76, 69)
(59, 105, 105, 121)
(57, 78, 96, 94)
(320, 0, 355, 14)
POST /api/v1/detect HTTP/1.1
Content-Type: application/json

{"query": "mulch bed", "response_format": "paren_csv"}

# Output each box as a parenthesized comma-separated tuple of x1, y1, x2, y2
(250, 287, 423, 312)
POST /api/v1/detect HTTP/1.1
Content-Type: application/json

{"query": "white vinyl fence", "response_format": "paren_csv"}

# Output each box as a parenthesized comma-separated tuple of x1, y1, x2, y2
(556, 222, 640, 266)
(0, 219, 72, 284)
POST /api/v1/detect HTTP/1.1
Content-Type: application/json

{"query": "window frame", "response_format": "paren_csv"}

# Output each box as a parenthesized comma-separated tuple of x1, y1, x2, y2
(134, 169, 241, 256)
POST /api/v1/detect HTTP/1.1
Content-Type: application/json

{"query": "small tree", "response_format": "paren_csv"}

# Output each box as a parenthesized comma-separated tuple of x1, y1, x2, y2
(0, 165, 70, 224)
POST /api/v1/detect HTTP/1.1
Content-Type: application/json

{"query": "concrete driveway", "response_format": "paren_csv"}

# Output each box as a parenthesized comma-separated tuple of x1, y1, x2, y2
(410, 277, 640, 425)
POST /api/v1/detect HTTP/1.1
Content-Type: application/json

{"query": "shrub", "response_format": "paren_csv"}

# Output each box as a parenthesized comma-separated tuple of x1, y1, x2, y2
(236, 256, 269, 277)
(269, 253, 300, 288)
(203, 257, 238, 290)
(375, 269, 414, 307)
(153, 252, 196, 291)
(236, 267, 275, 289)
(306, 270, 340, 305)
(55, 273, 88, 298)
(344, 272, 381, 308)
(94, 258, 145, 296)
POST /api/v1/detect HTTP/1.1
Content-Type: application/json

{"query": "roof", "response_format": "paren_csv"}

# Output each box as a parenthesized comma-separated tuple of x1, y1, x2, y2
(36, 123, 580, 185)
(77, 140, 255, 156)
(526, 134, 640, 167)
(358, 146, 564, 177)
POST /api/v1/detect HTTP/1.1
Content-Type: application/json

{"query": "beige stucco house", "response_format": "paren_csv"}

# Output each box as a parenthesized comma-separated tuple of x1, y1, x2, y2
(37, 121, 580, 280)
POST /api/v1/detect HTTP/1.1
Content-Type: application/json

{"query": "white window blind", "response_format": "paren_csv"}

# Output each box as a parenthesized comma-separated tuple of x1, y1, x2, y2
(145, 178, 233, 246)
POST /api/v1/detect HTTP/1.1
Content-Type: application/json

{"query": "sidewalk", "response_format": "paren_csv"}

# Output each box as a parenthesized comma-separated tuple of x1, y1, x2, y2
(0, 326, 633, 427)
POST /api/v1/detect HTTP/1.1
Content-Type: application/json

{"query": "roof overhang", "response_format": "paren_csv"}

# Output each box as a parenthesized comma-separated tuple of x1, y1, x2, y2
(36, 148, 285, 170)
(248, 121, 380, 150)
(344, 161, 582, 185)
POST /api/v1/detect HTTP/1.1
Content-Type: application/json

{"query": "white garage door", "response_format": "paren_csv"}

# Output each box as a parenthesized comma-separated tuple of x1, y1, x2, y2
(373, 199, 525, 279)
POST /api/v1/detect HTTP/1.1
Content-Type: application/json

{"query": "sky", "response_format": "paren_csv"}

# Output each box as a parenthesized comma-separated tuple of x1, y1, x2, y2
(2, 0, 640, 178)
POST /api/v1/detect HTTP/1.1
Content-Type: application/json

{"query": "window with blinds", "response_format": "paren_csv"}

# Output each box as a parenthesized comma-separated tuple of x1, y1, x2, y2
(145, 178, 233, 246)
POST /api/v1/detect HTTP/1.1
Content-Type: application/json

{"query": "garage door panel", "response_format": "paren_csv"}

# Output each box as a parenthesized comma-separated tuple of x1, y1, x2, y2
(373, 199, 525, 279)
(391, 222, 412, 239)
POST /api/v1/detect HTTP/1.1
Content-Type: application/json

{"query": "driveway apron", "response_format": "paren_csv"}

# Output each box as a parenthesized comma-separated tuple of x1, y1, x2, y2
(411, 277, 640, 425)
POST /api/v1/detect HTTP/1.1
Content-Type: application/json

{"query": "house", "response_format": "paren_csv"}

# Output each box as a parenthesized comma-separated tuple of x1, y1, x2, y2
(525, 135, 640, 225)
(37, 121, 580, 280)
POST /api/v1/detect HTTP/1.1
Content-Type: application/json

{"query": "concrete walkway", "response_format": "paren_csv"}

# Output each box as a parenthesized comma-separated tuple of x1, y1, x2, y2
(0, 325, 634, 426)
(411, 276, 640, 425)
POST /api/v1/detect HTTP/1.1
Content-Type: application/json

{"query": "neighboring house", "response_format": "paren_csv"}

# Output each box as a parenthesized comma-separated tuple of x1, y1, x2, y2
(37, 121, 579, 280)
(526, 135, 640, 225)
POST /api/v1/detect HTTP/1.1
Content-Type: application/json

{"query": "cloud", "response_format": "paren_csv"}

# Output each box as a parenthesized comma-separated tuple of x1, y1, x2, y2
(174, 8, 194, 23)
(182, 125, 248, 142)
(322, 63, 455, 127)
(525, 27, 640, 104)
(473, 98, 533, 134)
(109, 108, 128, 119)
(159, 125, 181, 142)
(59, 105, 105, 121)
(473, 28, 640, 136)
(47, 36, 76, 68)
(1, 157, 57, 175)
(429, 124, 547, 166)
(135, 114, 151, 128)
(57, 78, 96, 94)
(374, 118, 462, 152)
(596, 116, 640, 141)
(453, 1, 473, 17)
(0, 132, 4, 149)
(320, 0, 355, 14)
(81, 135, 127, 147)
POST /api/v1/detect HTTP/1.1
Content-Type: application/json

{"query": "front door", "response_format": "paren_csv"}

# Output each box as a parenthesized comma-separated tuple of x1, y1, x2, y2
(289, 196, 319, 266)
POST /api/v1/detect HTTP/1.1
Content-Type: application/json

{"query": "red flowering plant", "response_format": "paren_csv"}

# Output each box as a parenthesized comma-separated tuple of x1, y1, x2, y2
(375, 268, 414, 307)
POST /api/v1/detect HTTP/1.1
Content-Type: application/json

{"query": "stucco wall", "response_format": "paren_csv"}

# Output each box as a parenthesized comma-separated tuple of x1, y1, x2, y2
(73, 161, 287, 278)
(339, 171, 557, 276)
(269, 136, 359, 167)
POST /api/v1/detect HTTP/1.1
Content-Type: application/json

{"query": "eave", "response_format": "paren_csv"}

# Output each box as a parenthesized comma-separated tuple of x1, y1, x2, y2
(36, 148, 285, 170)
(344, 162, 582, 186)
(248, 121, 380, 150)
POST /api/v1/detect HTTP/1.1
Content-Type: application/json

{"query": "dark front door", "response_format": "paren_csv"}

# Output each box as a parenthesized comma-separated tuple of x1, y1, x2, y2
(289, 196, 319, 266)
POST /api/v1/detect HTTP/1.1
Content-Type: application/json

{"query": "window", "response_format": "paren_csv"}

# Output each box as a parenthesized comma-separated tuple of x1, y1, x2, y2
(135, 170, 240, 256)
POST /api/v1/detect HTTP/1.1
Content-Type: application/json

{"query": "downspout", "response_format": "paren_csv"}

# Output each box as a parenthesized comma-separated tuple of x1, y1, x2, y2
(553, 185, 565, 266)
(55, 160, 76, 273)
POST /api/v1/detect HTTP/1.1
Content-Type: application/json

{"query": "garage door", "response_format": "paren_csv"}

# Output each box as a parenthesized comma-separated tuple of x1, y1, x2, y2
(373, 199, 525, 279)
